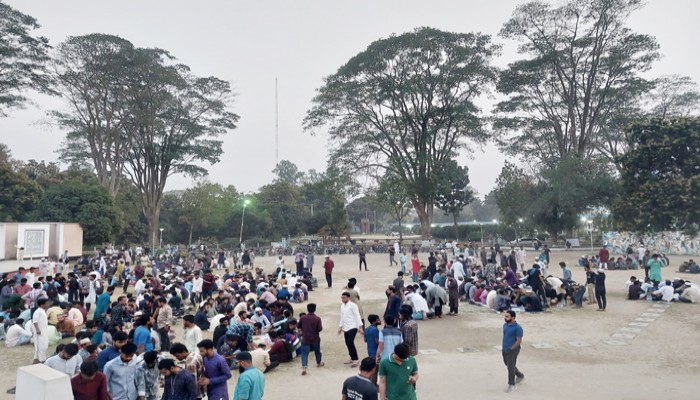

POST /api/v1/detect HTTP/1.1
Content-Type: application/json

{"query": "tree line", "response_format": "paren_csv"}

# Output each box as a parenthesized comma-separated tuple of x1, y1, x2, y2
(1, 0, 698, 247)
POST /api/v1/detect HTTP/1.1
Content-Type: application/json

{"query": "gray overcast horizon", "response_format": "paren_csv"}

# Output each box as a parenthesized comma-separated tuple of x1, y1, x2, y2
(2, 0, 698, 198)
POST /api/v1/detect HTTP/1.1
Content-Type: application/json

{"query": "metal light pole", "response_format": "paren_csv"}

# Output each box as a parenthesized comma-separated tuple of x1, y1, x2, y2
(588, 219, 594, 253)
(515, 218, 523, 244)
(480, 223, 484, 244)
(159, 228, 164, 248)
(239, 199, 251, 247)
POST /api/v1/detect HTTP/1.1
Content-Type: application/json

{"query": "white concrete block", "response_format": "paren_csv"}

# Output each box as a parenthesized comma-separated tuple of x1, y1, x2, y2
(16, 364, 73, 400)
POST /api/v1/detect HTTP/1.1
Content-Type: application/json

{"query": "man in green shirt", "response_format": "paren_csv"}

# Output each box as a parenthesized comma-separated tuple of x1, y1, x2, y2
(233, 352, 265, 400)
(646, 254, 664, 283)
(378, 343, 419, 400)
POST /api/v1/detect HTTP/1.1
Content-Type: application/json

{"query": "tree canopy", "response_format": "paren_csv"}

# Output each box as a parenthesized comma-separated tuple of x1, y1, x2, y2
(0, 1, 53, 116)
(53, 34, 239, 250)
(495, 0, 659, 165)
(435, 161, 475, 240)
(305, 27, 498, 238)
(613, 118, 700, 234)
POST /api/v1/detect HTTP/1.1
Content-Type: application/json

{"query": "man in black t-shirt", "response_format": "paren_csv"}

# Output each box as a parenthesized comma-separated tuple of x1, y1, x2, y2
(342, 357, 378, 400)
(359, 249, 368, 271)
(584, 265, 597, 305)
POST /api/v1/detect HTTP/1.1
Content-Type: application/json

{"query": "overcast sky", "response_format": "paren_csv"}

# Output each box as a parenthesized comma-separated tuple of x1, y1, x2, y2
(2, 0, 699, 198)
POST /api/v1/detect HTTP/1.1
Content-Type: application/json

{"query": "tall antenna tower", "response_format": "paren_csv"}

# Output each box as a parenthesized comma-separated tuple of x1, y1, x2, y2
(275, 77, 279, 166)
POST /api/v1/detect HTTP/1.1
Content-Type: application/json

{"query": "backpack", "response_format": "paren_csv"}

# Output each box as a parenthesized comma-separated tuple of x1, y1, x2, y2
(284, 333, 301, 355)
(46, 284, 58, 300)
(283, 339, 296, 359)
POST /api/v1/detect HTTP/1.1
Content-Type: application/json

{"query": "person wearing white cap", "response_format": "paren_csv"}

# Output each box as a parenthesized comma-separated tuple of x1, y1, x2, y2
(250, 307, 271, 331)
(679, 282, 700, 303)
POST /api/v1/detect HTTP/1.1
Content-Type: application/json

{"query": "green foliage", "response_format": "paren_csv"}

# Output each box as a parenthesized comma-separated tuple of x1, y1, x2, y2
(113, 182, 149, 245)
(613, 118, 700, 233)
(493, 162, 536, 226)
(435, 161, 475, 216)
(495, 0, 659, 164)
(0, 2, 53, 116)
(36, 182, 122, 245)
(305, 27, 499, 238)
(435, 161, 475, 240)
(273, 160, 303, 185)
(319, 197, 351, 239)
(494, 158, 615, 237)
(599, 75, 700, 170)
(256, 182, 309, 237)
(0, 164, 43, 221)
(375, 172, 412, 226)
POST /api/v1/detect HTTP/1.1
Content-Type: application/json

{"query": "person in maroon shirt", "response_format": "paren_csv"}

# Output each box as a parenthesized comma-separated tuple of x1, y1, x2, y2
(268, 331, 291, 363)
(598, 247, 610, 270)
(298, 303, 324, 375)
(71, 361, 108, 400)
(323, 256, 335, 288)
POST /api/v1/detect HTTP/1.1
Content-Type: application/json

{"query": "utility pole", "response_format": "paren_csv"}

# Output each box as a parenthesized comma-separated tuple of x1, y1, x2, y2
(275, 77, 279, 166)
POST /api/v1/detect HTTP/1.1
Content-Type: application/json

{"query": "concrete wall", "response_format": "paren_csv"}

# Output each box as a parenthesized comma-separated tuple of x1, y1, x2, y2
(62, 224, 83, 257)
(603, 231, 699, 256)
(0, 223, 83, 260)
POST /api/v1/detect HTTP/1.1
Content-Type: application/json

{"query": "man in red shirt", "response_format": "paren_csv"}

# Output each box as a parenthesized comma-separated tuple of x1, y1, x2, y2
(267, 331, 291, 364)
(71, 361, 108, 400)
(298, 303, 324, 376)
(323, 256, 335, 288)
(598, 247, 610, 270)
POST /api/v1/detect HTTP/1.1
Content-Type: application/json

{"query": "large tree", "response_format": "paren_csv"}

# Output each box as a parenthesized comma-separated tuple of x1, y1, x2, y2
(0, 2, 53, 116)
(304, 27, 498, 238)
(52, 34, 136, 197)
(122, 48, 238, 250)
(613, 118, 700, 234)
(495, 0, 659, 164)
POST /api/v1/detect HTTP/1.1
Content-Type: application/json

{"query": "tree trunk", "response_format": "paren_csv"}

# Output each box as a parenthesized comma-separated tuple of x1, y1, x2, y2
(145, 207, 160, 254)
(188, 224, 194, 246)
(416, 209, 432, 240)
(398, 218, 403, 243)
(453, 212, 459, 242)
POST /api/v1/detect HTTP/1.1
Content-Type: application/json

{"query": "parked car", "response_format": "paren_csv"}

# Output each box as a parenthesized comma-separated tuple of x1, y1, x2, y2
(507, 237, 544, 249)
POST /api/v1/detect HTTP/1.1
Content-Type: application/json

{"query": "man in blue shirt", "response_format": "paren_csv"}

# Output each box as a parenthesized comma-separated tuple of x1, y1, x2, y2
(502, 310, 524, 393)
(97, 331, 129, 371)
(133, 315, 154, 354)
(232, 352, 265, 400)
(364, 314, 381, 359)
(383, 286, 402, 320)
(104, 342, 138, 400)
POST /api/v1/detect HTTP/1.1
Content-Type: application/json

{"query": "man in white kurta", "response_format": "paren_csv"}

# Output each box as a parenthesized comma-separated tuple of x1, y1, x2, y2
(32, 298, 51, 363)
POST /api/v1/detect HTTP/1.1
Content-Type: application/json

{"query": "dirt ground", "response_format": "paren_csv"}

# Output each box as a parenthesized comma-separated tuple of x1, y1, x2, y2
(2, 250, 699, 400)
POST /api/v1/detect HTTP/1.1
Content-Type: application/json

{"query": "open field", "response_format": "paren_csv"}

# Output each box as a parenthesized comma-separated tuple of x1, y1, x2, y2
(1, 251, 698, 399)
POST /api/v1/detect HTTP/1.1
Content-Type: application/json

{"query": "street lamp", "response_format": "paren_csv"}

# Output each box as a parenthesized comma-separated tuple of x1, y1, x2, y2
(514, 218, 523, 244)
(239, 198, 251, 248)
(159, 228, 164, 248)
